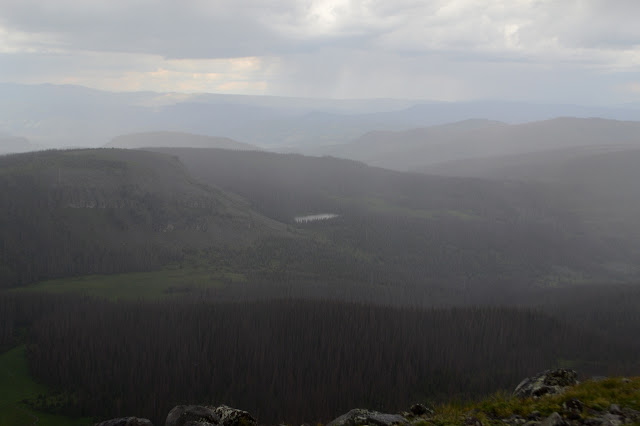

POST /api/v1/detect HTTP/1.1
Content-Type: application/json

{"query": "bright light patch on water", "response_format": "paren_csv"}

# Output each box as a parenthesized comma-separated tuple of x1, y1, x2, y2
(294, 213, 339, 223)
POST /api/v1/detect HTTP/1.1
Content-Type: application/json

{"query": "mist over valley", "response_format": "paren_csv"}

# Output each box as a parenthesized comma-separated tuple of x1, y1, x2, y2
(2, 1, 640, 424)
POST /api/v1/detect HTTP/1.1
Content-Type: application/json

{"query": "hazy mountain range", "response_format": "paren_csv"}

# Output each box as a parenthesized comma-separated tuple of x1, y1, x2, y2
(316, 117, 640, 171)
(3, 125, 640, 425)
(2, 82, 640, 151)
(0, 135, 41, 155)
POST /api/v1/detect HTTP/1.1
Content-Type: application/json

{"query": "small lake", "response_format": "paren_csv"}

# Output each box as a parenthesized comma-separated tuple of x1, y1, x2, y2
(294, 213, 339, 224)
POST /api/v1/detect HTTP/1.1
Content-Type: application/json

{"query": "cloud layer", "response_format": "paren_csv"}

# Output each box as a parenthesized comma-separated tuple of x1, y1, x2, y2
(1, 0, 639, 102)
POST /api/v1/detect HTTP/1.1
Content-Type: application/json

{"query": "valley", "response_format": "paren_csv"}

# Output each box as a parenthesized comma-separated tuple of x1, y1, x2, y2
(2, 107, 640, 426)
(1, 142, 639, 424)
(3, 2, 640, 423)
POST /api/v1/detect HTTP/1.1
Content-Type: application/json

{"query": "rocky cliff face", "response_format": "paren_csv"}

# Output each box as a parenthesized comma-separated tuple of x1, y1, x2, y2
(95, 370, 640, 426)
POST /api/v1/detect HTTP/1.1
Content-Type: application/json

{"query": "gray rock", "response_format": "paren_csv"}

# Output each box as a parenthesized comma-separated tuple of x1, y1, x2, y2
(609, 404, 622, 415)
(463, 416, 482, 425)
(604, 420, 624, 426)
(165, 405, 219, 426)
(183, 422, 216, 426)
(95, 418, 153, 426)
(326, 408, 408, 426)
(540, 412, 565, 426)
(408, 404, 432, 416)
(503, 414, 526, 425)
(527, 411, 542, 421)
(514, 369, 578, 398)
(623, 406, 640, 421)
(562, 398, 583, 419)
(211, 405, 257, 426)
(598, 413, 623, 426)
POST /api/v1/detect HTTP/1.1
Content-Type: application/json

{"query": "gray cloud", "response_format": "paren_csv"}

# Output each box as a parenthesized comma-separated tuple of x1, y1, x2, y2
(0, 1, 287, 58)
(0, 0, 639, 102)
(2, 0, 637, 58)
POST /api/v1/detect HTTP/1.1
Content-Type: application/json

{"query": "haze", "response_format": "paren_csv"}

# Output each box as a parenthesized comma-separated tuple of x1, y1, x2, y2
(1, 0, 640, 103)
(2, 2, 640, 425)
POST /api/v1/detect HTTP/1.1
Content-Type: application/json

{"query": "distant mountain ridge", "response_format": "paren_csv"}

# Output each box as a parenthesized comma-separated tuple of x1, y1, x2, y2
(106, 131, 258, 150)
(4, 82, 640, 150)
(320, 117, 640, 171)
(0, 135, 41, 155)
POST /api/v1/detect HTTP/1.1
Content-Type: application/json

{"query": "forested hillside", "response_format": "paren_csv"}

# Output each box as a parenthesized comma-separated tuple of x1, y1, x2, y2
(422, 147, 640, 261)
(3, 146, 638, 299)
(0, 149, 285, 287)
(152, 148, 639, 299)
(4, 1, 640, 424)
(2, 147, 640, 425)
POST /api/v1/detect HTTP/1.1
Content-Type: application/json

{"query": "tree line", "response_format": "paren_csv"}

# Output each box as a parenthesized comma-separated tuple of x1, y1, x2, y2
(1, 293, 637, 424)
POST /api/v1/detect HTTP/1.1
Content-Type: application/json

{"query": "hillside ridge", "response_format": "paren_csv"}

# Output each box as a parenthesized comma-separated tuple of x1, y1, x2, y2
(0, 148, 286, 287)
(106, 131, 259, 150)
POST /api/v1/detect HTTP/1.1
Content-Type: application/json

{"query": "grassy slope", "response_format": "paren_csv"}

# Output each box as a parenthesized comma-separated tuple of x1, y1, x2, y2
(425, 377, 640, 425)
(0, 347, 89, 426)
(13, 265, 248, 300)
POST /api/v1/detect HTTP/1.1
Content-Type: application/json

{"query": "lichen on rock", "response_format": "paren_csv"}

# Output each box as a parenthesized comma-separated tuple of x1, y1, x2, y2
(165, 405, 219, 426)
(326, 408, 407, 426)
(514, 369, 578, 399)
(94, 417, 153, 426)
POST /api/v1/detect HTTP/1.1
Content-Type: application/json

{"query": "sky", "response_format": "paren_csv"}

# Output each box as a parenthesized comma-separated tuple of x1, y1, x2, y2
(1, 0, 639, 103)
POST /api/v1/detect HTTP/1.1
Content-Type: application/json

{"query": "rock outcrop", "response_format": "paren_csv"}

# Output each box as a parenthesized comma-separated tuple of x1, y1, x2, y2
(540, 411, 565, 426)
(514, 369, 579, 398)
(94, 417, 153, 426)
(212, 405, 257, 426)
(165, 405, 219, 426)
(408, 403, 432, 417)
(326, 408, 407, 426)
(95, 373, 640, 426)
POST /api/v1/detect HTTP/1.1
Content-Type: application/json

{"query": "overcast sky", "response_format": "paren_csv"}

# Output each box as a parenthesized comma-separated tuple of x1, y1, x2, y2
(1, 0, 639, 103)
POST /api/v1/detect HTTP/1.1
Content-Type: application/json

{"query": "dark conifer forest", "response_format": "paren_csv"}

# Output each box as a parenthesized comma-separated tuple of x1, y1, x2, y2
(2, 293, 639, 425)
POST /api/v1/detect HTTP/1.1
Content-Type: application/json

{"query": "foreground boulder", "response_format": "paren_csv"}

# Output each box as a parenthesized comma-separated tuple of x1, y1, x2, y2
(408, 403, 433, 417)
(540, 412, 565, 426)
(514, 369, 578, 398)
(212, 405, 257, 426)
(327, 408, 407, 426)
(165, 405, 219, 426)
(95, 418, 153, 426)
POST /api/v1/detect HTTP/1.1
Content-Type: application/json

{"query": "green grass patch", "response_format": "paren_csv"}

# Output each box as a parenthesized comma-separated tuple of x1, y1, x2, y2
(428, 377, 640, 425)
(13, 266, 242, 300)
(0, 346, 89, 426)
